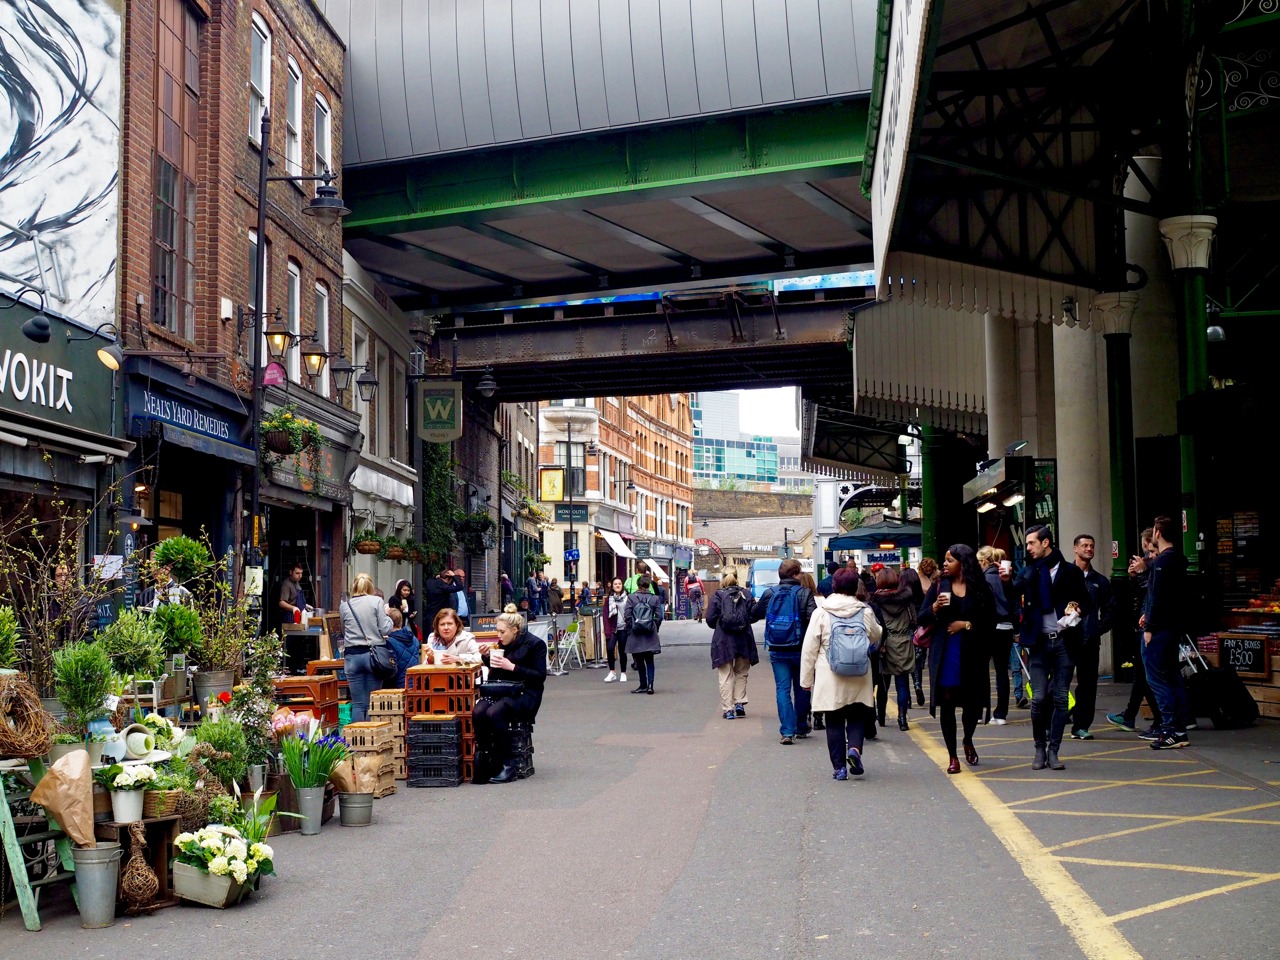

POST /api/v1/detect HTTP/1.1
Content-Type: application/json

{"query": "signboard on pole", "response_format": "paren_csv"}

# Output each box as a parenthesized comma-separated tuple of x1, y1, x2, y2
(417, 380, 463, 443)
(539, 467, 566, 503)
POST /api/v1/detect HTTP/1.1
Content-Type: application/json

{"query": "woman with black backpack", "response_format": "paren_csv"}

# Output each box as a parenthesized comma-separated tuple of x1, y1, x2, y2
(624, 575, 665, 694)
(705, 570, 759, 720)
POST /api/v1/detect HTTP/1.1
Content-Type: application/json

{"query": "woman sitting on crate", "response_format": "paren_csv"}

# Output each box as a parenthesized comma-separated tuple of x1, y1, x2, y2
(476, 609, 547, 784)
(425, 608, 482, 665)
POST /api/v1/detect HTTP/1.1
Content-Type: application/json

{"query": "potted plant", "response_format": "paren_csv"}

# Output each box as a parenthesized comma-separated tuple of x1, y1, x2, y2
(280, 726, 349, 836)
(259, 404, 324, 490)
(189, 575, 257, 706)
(382, 535, 407, 562)
(47, 730, 85, 763)
(52, 640, 114, 742)
(172, 824, 274, 908)
(151, 534, 212, 585)
(403, 537, 425, 564)
(95, 609, 165, 680)
(0, 604, 18, 674)
(143, 763, 193, 818)
(194, 717, 248, 791)
(228, 631, 282, 791)
(452, 509, 496, 555)
(350, 528, 383, 555)
(94, 762, 157, 823)
(152, 602, 202, 657)
(204, 690, 232, 722)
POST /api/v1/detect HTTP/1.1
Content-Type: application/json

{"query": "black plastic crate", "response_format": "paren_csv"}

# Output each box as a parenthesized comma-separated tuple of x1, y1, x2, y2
(407, 740, 463, 761)
(406, 758, 462, 787)
(407, 716, 461, 740)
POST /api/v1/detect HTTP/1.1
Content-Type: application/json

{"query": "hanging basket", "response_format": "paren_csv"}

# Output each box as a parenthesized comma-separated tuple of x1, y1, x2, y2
(384, 546, 407, 561)
(264, 430, 295, 455)
(355, 540, 382, 555)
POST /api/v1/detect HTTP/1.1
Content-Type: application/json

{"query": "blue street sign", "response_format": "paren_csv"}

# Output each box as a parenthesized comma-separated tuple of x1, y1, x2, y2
(564, 549, 580, 561)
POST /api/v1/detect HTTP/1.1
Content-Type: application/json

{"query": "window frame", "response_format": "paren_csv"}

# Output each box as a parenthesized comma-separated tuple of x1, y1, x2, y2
(313, 93, 332, 187)
(314, 281, 330, 397)
(285, 58, 302, 177)
(286, 260, 302, 383)
(249, 14, 271, 145)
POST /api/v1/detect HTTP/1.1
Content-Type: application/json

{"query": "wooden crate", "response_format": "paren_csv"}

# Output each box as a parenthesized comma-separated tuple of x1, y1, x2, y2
(344, 720, 394, 751)
(393, 736, 406, 760)
(394, 757, 408, 780)
(405, 691, 474, 717)
(274, 675, 339, 704)
(405, 664, 481, 695)
(94, 815, 182, 911)
(374, 768, 397, 798)
(369, 689, 405, 715)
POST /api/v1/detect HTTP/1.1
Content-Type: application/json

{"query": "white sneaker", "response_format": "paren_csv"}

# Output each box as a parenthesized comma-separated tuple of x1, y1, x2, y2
(991, 717, 1007, 725)
(603, 671, 617, 682)
(619, 672, 627, 682)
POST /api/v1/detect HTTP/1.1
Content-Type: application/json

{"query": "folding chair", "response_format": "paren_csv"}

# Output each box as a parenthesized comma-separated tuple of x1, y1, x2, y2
(554, 619, 585, 671)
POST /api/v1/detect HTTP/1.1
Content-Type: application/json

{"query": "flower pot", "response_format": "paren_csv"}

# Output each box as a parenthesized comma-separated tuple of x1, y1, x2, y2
(264, 429, 295, 454)
(46, 742, 85, 764)
(355, 540, 382, 555)
(71, 842, 123, 927)
(41, 697, 67, 721)
(248, 763, 267, 792)
(85, 741, 107, 766)
(384, 546, 407, 561)
(297, 785, 325, 836)
(121, 723, 155, 759)
(338, 792, 374, 827)
(111, 789, 145, 824)
(173, 861, 247, 908)
(143, 789, 182, 818)
(191, 669, 236, 709)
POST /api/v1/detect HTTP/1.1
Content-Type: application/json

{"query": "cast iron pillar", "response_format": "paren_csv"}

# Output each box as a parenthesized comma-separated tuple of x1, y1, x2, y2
(1095, 292, 1141, 578)
(920, 424, 939, 563)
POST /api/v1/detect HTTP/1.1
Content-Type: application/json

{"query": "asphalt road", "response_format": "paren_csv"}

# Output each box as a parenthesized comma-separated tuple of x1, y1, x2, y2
(5, 618, 1279, 959)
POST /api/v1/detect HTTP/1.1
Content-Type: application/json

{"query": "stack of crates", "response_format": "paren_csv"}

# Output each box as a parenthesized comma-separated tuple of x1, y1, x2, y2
(405, 715, 463, 786)
(368, 689, 408, 780)
(404, 665, 480, 781)
(342, 720, 397, 798)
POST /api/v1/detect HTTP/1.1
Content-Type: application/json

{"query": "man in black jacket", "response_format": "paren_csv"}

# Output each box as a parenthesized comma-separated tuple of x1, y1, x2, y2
(751, 559, 817, 744)
(1139, 516, 1190, 750)
(1070, 534, 1115, 741)
(422, 568, 465, 633)
(1006, 525, 1087, 770)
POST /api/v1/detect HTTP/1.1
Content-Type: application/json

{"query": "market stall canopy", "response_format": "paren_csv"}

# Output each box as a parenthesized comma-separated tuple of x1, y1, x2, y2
(827, 520, 922, 551)
(599, 530, 637, 560)
(642, 559, 670, 583)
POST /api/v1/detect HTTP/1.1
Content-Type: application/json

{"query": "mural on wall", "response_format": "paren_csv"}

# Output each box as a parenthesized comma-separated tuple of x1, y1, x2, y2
(0, 0, 121, 329)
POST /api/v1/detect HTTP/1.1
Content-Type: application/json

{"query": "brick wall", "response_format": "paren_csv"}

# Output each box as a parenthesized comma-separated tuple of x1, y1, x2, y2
(694, 490, 814, 519)
(454, 400, 502, 609)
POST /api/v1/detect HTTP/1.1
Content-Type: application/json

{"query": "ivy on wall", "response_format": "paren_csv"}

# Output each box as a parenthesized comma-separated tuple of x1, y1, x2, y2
(420, 441, 456, 569)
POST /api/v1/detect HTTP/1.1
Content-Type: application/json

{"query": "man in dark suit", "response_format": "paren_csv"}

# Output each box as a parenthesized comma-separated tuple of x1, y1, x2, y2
(422, 568, 465, 634)
(1005, 525, 1087, 771)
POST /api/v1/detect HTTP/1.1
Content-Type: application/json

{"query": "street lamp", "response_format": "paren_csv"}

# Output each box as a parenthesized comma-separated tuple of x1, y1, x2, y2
(248, 108, 351, 563)
(355, 364, 379, 403)
(330, 353, 356, 396)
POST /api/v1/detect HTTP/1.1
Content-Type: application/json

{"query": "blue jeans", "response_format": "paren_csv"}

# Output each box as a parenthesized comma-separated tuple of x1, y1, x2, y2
(1010, 644, 1026, 701)
(769, 655, 811, 737)
(1028, 636, 1074, 749)
(345, 649, 379, 723)
(1143, 629, 1187, 737)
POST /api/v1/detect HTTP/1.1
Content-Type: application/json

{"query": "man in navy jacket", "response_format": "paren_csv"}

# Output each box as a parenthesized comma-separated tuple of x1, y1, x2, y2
(1137, 516, 1189, 750)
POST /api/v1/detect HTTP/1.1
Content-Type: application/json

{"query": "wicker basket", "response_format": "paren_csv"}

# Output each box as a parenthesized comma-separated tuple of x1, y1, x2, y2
(143, 789, 183, 818)
(355, 540, 382, 555)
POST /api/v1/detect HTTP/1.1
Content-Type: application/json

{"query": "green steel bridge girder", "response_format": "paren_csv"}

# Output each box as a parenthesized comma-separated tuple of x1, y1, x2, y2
(343, 100, 870, 237)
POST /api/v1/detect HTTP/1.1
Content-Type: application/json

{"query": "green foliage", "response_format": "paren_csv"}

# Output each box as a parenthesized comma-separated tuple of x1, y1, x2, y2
(524, 550, 551, 573)
(52, 641, 114, 734)
(280, 729, 349, 788)
(350, 529, 384, 555)
(420, 441, 455, 568)
(840, 507, 870, 531)
(194, 717, 249, 790)
(228, 631, 282, 769)
(151, 535, 212, 583)
(206, 793, 238, 824)
(452, 509, 496, 555)
(0, 604, 18, 669)
(95, 609, 165, 677)
(151, 603, 202, 657)
(500, 469, 527, 493)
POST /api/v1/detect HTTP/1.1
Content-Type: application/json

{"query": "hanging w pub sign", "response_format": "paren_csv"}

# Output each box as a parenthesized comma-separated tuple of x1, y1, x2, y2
(417, 380, 463, 443)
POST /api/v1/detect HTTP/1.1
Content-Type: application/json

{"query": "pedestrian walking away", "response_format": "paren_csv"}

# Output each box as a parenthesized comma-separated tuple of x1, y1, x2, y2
(752, 558, 817, 744)
(624, 576, 664, 693)
(705, 570, 758, 719)
(978, 546, 1017, 723)
(339, 573, 393, 723)
(687, 575, 705, 623)
(870, 566, 917, 731)
(918, 546, 994, 774)
(1007, 525, 1088, 771)
(1109, 528, 1162, 734)
(601, 578, 629, 683)
(801, 569, 883, 780)
(1070, 534, 1114, 740)
(910, 557, 938, 706)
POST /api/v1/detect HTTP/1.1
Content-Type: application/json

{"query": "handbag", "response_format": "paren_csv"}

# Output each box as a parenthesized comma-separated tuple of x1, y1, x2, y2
(344, 598, 397, 681)
(912, 623, 934, 650)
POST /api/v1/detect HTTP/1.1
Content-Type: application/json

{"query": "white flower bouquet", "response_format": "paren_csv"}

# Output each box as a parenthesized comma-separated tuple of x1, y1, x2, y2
(92, 762, 157, 791)
(174, 825, 275, 881)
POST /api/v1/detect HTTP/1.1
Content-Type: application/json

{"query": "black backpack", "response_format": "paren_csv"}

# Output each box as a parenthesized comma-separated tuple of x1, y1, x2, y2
(719, 587, 752, 631)
(632, 596, 660, 632)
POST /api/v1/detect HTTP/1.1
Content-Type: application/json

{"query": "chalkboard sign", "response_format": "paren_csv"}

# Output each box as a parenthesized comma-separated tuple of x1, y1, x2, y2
(1220, 633, 1271, 679)
(470, 614, 500, 633)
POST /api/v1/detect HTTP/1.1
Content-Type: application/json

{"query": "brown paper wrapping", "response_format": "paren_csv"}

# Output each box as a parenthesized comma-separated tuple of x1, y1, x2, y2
(30, 750, 97, 847)
(329, 756, 357, 793)
(354, 753, 382, 792)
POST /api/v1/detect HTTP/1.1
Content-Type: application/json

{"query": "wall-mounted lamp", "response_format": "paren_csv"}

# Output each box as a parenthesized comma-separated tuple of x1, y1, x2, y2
(300, 334, 330, 378)
(1060, 296, 1078, 324)
(1004, 439, 1029, 457)
(1206, 325, 1226, 342)
(3, 286, 52, 343)
(1002, 492, 1025, 507)
(476, 367, 497, 399)
(356, 363, 379, 403)
(975, 501, 998, 514)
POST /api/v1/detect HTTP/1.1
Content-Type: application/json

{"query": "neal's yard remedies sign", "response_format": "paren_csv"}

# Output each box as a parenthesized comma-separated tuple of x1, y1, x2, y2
(417, 380, 463, 443)
(0, 304, 115, 435)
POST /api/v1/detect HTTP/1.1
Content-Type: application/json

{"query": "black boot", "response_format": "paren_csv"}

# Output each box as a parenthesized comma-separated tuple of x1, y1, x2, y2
(631, 683, 649, 693)
(1046, 746, 1065, 770)
(489, 761, 519, 783)
(1033, 744, 1048, 770)
(915, 683, 925, 707)
(898, 713, 909, 731)
(813, 712, 825, 731)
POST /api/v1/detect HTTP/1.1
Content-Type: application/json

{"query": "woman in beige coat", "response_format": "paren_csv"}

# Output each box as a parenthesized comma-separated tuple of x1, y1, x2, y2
(801, 569, 883, 780)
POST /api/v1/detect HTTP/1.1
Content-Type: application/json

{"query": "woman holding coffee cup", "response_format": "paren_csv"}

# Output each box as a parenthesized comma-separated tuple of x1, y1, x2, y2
(918, 545, 994, 774)
(475, 610, 547, 784)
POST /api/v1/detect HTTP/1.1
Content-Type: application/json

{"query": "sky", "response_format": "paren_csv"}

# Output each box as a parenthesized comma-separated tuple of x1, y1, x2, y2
(734, 387, 799, 437)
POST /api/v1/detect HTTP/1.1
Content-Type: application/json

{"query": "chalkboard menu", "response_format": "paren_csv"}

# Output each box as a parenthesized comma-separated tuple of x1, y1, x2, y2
(470, 614, 500, 633)
(1219, 633, 1271, 679)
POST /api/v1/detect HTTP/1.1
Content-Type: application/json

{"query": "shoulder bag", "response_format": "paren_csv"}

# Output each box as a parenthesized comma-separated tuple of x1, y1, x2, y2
(344, 598, 397, 681)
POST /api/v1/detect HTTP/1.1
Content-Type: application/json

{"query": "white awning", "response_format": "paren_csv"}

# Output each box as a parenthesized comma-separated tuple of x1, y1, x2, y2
(599, 530, 637, 559)
(642, 559, 670, 582)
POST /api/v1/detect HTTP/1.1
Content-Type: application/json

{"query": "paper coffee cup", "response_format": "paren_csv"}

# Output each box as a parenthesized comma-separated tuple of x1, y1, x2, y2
(939, 592, 952, 604)
(1000, 560, 1012, 575)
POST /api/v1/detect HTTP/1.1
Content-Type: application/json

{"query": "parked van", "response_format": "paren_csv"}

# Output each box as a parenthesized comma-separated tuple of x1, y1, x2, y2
(747, 558, 783, 599)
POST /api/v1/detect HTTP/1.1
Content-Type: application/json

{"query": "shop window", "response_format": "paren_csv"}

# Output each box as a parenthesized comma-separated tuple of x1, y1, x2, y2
(249, 14, 270, 144)
(157, 489, 184, 541)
